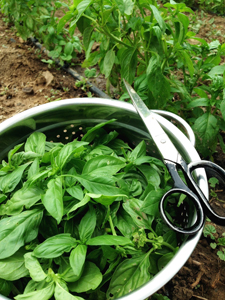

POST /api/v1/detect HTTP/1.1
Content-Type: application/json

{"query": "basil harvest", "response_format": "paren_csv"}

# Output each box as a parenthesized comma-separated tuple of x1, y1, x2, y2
(0, 120, 179, 300)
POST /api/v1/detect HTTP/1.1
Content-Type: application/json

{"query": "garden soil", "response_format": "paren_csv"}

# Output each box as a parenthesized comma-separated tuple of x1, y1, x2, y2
(0, 10, 225, 300)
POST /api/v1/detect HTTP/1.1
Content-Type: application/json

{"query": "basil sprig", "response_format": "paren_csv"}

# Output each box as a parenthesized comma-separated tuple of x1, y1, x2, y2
(0, 120, 178, 299)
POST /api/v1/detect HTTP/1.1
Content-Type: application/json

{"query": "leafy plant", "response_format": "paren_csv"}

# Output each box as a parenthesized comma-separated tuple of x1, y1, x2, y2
(0, 0, 82, 65)
(0, 121, 180, 299)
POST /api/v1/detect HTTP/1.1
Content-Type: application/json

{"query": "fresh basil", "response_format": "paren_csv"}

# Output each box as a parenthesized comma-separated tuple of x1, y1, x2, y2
(0, 121, 178, 299)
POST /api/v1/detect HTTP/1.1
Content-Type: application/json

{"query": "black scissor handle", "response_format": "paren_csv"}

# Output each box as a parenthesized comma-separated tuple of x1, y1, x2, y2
(159, 187, 205, 235)
(188, 160, 225, 226)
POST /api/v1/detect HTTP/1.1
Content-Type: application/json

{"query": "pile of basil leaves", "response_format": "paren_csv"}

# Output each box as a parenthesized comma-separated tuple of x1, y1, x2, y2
(0, 120, 179, 300)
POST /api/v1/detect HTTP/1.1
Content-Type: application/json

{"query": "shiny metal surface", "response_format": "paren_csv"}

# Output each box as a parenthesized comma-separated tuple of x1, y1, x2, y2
(0, 98, 208, 300)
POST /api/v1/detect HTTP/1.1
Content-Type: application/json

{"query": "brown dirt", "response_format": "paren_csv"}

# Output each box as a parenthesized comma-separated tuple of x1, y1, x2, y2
(1, 8, 225, 300)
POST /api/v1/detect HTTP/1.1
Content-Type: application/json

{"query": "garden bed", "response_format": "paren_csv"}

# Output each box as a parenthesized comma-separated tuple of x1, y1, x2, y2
(0, 9, 225, 300)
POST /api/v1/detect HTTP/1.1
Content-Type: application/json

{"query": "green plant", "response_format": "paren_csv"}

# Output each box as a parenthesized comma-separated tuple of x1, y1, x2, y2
(203, 224, 225, 262)
(199, 0, 225, 15)
(0, 0, 82, 65)
(58, 0, 225, 158)
(0, 121, 181, 299)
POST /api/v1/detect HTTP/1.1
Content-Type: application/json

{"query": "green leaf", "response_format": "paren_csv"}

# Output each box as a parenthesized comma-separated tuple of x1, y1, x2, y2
(192, 112, 219, 157)
(26, 16, 34, 30)
(70, 0, 93, 27)
(24, 252, 47, 282)
(64, 42, 74, 56)
(187, 98, 209, 109)
(220, 99, 225, 121)
(114, 0, 134, 15)
(0, 185, 43, 215)
(203, 224, 216, 240)
(68, 261, 102, 293)
(0, 209, 43, 259)
(14, 282, 54, 300)
(79, 206, 96, 242)
(208, 65, 225, 77)
(83, 26, 94, 51)
(150, 5, 166, 32)
(86, 235, 131, 246)
(8, 143, 24, 166)
(0, 162, 30, 193)
(41, 177, 64, 224)
(87, 193, 124, 206)
(55, 140, 88, 170)
(141, 189, 165, 217)
(71, 174, 127, 196)
(123, 198, 154, 230)
(217, 248, 225, 261)
(102, 49, 115, 78)
(0, 248, 29, 281)
(121, 48, 138, 84)
(0, 279, 12, 297)
(106, 254, 151, 298)
(66, 185, 83, 200)
(82, 119, 116, 143)
(68, 194, 90, 214)
(129, 140, 146, 162)
(57, 11, 73, 34)
(69, 245, 87, 277)
(180, 50, 194, 77)
(82, 155, 125, 177)
(146, 55, 170, 108)
(25, 132, 46, 155)
(55, 281, 85, 300)
(33, 233, 76, 258)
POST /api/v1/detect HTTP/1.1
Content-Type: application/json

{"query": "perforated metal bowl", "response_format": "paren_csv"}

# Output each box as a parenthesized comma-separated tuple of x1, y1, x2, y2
(0, 98, 208, 300)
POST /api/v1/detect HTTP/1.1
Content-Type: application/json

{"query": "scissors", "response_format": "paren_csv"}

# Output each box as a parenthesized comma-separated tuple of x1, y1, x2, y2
(124, 79, 225, 235)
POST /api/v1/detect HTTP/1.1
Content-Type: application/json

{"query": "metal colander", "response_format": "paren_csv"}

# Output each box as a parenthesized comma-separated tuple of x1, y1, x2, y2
(0, 98, 208, 300)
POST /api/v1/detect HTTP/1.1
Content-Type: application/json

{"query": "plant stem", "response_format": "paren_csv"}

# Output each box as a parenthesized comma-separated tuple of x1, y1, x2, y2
(109, 215, 117, 236)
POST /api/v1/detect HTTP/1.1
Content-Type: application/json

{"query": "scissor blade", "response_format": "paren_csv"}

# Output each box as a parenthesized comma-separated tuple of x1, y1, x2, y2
(123, 79, 180, 163)
(123, 79, 150, 119)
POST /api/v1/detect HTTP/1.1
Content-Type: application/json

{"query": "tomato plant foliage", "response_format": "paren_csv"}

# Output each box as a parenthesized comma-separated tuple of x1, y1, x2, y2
(0, 122, 180, 299)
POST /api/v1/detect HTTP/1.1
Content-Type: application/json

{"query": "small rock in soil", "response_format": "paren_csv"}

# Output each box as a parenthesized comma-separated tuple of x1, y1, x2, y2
(22, 87, 34, 94)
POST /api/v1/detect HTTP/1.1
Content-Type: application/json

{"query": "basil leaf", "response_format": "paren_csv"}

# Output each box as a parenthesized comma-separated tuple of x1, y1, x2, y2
(24, 252, 47, 282)
(141, 189, 165, 217)
(0, 185, 43, 215)
(14, 281, 55, 300)
(137, 165, 161, 187)
(0, 209, 43, 259)
(86, 235, 131, 246)
(68, 194, 90, 215)
(0, 248, 29, 280)
(27, 158, 40, 180)
(81, 119, 116, 143)
(0, 278, 12, 297)
(33, 233, 77, 258)
(41, 177, 64, 224)
(66, 185, 83, 200)
(55, 140, 88, 170)
(68, 261, 102, 293)
(0, 162, 30, 193)
(69, 245, 87, 277)
(129, 140, 146, 162)
(55, 281, 84, 300)
(23, 279, 49, 294)
(79, 206, 96, 242)
(123, 198, 154, 230)
(106, 254, 151, 299)
(8, 143, 24, 166)
(72, 174, 127, 196)
(82, 155, 125, 177)
(87, 193, 124, 206)
(24, 132, 46, 155)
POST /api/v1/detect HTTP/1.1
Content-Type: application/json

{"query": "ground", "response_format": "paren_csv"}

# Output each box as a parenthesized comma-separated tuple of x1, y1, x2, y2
(0, 9, 225, 300)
